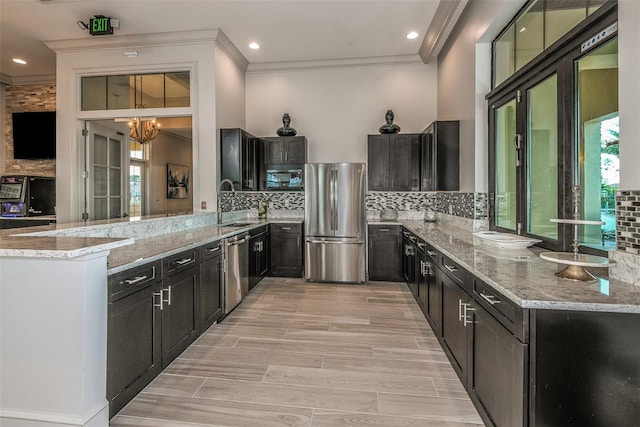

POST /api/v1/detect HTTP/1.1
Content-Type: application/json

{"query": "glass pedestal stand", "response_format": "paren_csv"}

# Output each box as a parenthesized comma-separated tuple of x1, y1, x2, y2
(539, 186, 614, 282)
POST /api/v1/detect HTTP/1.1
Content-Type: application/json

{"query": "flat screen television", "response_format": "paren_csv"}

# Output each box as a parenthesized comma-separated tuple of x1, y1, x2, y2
(12, 111, 56, 160)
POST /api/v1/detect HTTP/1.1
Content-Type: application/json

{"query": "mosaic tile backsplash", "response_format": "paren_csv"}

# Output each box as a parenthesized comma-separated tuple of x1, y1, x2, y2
(220, 191, 489, 221)
(617, 190, 640, 254)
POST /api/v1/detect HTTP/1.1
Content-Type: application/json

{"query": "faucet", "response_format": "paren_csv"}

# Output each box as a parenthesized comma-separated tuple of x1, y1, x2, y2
(217, 179, 235, 224)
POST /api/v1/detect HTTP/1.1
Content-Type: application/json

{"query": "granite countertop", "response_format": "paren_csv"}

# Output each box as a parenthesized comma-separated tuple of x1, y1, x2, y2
(107, 217, 303, 274)
(385, 219, 640, 314)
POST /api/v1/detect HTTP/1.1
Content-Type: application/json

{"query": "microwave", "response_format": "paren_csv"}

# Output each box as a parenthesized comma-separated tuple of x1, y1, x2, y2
(264, 168, 303, 190)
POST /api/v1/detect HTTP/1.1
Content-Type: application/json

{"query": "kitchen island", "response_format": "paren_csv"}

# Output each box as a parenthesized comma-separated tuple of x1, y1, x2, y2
(1, 214, 638, 426)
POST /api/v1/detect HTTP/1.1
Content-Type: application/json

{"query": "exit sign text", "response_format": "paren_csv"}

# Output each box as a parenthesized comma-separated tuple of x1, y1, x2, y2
(89, 16, 113, 36)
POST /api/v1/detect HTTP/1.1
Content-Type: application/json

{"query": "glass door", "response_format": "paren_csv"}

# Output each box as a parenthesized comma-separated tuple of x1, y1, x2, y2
(493, 97, 518, 232)
(86, 122, 126, 220)
(575, 37, 618, 250)
(526, 73, 558, 240)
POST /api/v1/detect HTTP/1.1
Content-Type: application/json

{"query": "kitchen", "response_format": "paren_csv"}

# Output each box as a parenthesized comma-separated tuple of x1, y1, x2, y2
(1, 0, 640, 426)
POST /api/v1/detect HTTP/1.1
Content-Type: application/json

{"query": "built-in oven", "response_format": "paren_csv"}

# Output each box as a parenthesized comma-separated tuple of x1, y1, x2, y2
(264, 168, 303, 190)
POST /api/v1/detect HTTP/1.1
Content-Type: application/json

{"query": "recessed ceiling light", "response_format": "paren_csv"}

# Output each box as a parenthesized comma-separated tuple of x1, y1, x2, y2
(406, 31, 419, 40)
(249, 42, 260, 50)
(12, 58, 27, 65)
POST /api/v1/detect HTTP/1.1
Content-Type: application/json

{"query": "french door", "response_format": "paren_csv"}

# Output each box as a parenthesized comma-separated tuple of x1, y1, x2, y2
(85, 122, 127, 220)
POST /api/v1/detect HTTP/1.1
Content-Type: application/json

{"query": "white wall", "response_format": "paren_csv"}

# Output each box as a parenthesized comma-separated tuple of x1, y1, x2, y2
(437, 0, 526, 192)
(149, 131, 193, 215)
(215, 45, 246, 130)
(50, 31, 218, 223)
(246, 63, 437, 164)
(619, 0, 640, 190)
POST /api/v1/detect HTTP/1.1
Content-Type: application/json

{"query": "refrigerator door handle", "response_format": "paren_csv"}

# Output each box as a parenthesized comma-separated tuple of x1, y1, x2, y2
(333, 168, 339, 231)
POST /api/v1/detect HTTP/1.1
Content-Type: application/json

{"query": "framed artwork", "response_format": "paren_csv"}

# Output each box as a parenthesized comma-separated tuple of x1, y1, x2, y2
(167, 164, 189, 199)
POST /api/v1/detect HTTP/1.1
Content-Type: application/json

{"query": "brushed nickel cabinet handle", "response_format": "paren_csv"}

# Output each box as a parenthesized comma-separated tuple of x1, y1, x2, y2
(480, 291, 501, 305)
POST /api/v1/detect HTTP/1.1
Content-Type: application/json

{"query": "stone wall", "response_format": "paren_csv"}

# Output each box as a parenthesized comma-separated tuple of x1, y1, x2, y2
(4, 84, 56, 176)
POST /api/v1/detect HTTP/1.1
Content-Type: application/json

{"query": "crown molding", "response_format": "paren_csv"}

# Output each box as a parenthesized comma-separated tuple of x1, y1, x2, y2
(247, 54, 423, 73)
(44, 29, 248, 71)
(0, 73, 56, 86)
(419, 0, 470, 64)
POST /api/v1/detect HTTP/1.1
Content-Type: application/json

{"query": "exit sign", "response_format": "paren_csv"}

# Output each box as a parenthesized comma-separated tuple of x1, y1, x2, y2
(89, 16, 113, 36)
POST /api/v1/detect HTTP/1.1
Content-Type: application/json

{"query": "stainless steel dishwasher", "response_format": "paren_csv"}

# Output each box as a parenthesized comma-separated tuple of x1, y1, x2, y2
(224, 233, 249, 314)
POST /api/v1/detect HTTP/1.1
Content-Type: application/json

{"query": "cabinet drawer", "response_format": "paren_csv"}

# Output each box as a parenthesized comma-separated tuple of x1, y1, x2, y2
(472, 277, 526, 342)
(439, 254, 467, 288)
(164, 248, 199, 276)
(271, 223, 301, 234)
(249, 224, 269, 238)
(369, 224, 401, 236)
(423, 242, 439, 264)
(108, 260, 162, 302)
(200, 240, 223, 261)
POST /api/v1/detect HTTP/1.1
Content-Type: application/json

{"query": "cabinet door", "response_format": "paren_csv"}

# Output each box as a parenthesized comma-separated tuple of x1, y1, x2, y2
(199, 251, 223, 332)
(257, 232, 270, 278)
(367, 135, 390, 190)
(263, 137, 285, 163)
(161, 267, 199, 367)
(426, 258, 442, 336)
(242, 132, 258, 190)
(368, 226, 402, 281)
(107, 281, 161, 418)
(416, 252, 429, 311)
(390, 134, 420, 191)
(471, 304, 526, 427)
(441, 272, 470, 386)
(270, 232, 303, 277)
(285, 136, 307, 163)
(248, 235, 260, 290)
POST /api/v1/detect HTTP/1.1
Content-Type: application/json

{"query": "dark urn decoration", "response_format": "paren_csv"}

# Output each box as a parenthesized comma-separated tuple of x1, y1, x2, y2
(277, 113, 297, 136)
(379, 109, 401, 134)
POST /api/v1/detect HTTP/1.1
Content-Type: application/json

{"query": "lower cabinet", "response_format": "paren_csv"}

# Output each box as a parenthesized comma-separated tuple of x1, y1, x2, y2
(440, 270, 471, 386)
(161, 249, 200, 367)
(199, 240, 224, 333)
(249, 225, 269, 289)
(107, 261, 162, 418)
(470, 301, 527, 426)
(368, 224, 403, 281)
(402, 230, 417, 294)
(269, 223, 303, 277)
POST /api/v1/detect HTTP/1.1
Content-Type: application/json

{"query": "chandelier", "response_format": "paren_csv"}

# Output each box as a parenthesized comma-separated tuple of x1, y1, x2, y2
(128, 117, 160, 144)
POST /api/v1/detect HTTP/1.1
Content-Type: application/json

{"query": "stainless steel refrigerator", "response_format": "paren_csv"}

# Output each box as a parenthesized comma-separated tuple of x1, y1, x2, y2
(305, 163, 366, 283)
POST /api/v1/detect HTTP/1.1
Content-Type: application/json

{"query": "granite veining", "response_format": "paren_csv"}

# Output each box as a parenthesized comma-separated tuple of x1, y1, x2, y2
(399, 220, 640, 314)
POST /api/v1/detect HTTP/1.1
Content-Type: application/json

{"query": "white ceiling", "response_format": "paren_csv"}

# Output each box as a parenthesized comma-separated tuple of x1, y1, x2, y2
(0, 0, 463, 82)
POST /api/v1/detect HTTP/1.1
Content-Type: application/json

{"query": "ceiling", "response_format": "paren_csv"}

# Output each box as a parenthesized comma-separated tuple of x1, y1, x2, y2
(0, 0, 467, 83)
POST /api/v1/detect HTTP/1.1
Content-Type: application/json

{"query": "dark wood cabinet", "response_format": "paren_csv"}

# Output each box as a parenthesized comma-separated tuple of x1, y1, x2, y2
(470, 302, 527, 427)
(421, 121, 460, 191)
(249, 225, 269, 290)
(367, 225, 403, 281)
(107, 260, 162, 418)
(402, 230, 417, 294)
(367, 133, 421, 191)
(161, 249, 200, 367)
(199, 240, 223, 333)
(440, 270, 471, 386)
(269, 222, 303, 277)
(263, 136, 307, 164)
(220, 128, 259, 190)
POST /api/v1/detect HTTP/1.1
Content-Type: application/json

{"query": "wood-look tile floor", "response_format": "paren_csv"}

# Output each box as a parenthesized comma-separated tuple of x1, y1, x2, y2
(111, 278, 483, 427)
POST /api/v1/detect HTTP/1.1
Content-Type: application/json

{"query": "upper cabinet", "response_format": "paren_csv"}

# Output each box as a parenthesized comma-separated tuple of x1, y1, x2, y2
(422, 121, 459, 191)
(367, 122, 460, 192)
(367, 133, 421, 191)
(262, 136, 307, 164)
(220, 128, 259, 191)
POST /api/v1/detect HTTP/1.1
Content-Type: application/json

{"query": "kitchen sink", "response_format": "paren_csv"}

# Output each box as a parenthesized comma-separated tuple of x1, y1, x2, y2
(222, 221, 255, 227)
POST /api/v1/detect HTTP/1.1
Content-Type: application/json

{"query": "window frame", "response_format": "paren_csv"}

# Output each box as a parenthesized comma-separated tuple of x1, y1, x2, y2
(487, 1, 618, 254)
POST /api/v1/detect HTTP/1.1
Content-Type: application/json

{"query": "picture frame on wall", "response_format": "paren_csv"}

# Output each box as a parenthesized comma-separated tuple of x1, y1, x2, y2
(167, 163, 189, 199)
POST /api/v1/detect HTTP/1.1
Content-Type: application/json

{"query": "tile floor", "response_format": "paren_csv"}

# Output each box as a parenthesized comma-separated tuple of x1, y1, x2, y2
(110, 278, 483, 427)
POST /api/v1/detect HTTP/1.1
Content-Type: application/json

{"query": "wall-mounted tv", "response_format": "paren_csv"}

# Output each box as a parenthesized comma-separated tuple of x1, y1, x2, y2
(12, 111, 56, 160)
